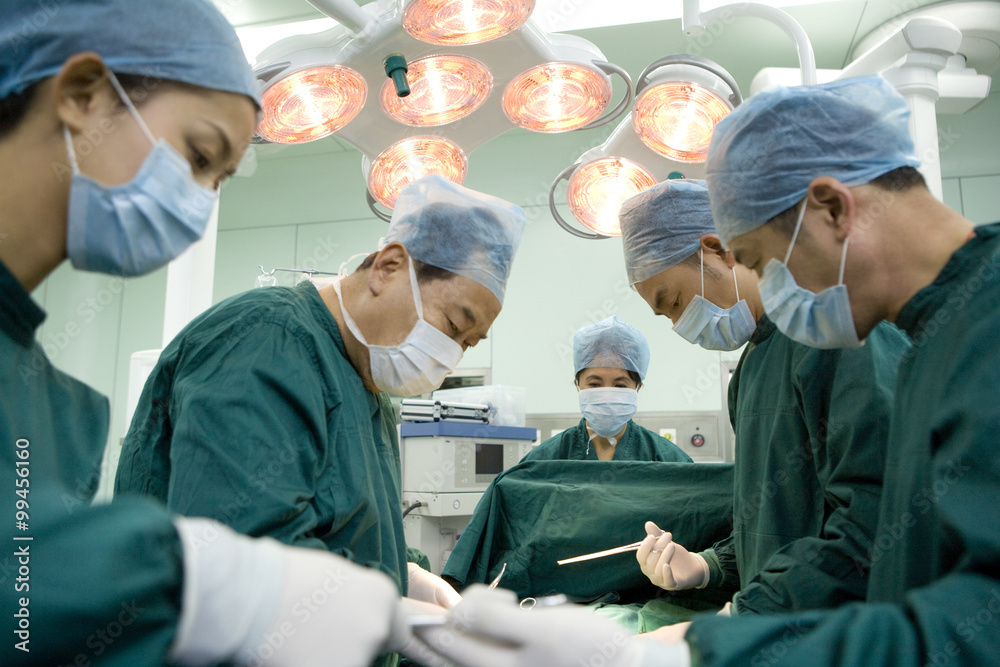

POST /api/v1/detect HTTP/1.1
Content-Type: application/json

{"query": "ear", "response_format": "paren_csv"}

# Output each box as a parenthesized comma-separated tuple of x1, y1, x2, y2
(52, 53, 114, 132)
(367, 242, 410, 296)
(807, 177, 855, 242)
(701, 233, 736, 269)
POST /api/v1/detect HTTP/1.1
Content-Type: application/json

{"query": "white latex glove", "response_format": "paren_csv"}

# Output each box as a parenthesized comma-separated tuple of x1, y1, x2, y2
(636, 521, 709, 591)
(408, 562, 462, 609)
(641, 622, 691, 644)
(170, 517, 398, 667)
(385, 598, 455, 667)
(718, 601, 732, 616)
(414, 585, 691, 667)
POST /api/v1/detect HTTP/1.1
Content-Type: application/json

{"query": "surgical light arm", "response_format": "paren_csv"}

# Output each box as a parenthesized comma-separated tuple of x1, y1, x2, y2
(682, 0, 817, 86)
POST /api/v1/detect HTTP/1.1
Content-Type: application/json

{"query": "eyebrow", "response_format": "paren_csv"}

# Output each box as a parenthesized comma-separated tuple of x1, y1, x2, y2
(204, 119, 234, 159)
(460, 306, 487, 340)
(654, 287, 672, 313)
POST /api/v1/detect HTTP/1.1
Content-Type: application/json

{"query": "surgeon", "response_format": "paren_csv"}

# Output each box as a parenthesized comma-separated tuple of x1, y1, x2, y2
(115, 173, 525, 662)
(617, 179, 907, 618)
(414, 74, 1000, 667)
(0, 1, 449, 665)
(523, 316, 691, 463)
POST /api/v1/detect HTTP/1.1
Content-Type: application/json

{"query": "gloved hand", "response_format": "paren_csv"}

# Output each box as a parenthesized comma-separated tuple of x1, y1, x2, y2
(413, 585, 691, 667)
(641, 622, 692, 644)
(636, 521, 710, 591)
(169, 517, 399, 667)
(408, 562, 462, 609)
(385, 598, 455, 667)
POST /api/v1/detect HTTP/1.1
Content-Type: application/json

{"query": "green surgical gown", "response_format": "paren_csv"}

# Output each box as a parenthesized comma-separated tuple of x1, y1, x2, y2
(0, 260, 183, 665)
(115, 282, 408, 600)
(701, 315, 909, 614)
(687, 222, 1000, 666)
(521, 418, 692, 463)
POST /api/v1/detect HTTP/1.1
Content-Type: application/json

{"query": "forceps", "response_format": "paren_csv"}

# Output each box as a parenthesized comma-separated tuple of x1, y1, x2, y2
(488, 562, 507, 590)
(556, 541, 644, 565)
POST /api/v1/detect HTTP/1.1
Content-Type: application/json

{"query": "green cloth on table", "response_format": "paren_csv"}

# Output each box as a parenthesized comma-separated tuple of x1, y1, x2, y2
(442, 460, 734, 603)
(700, 314, 908, 615)
(522, 418, 692, 462)
(688, 222, 1000, 666)
(0, 259, 183, 665)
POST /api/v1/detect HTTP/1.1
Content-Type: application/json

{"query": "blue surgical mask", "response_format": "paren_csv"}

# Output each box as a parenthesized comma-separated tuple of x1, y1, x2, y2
(758, 200, 861, 349)
(672, 249, 756, 351)
(63, 71, 218, 277)
(579, 387, 638, 440)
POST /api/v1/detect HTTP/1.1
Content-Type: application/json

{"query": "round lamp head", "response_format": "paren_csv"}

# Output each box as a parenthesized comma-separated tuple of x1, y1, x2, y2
(567, 157, 656, 236)
(632, 64, 734, 163)
(404, 0, 534, 46)
(502, 62, 611, 133)
(382, 55, 493, 127)
(368, 136, 468, 209)
(258, 66, 367, 144)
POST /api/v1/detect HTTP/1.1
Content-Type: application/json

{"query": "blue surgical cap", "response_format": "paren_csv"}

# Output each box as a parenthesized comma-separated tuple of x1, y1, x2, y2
(706, 74, 920, 245)
(0, 0, 259, 106)
(386, 175, 526, 305)
(619, 179, 715, 286)
(573, 316, 650, 381)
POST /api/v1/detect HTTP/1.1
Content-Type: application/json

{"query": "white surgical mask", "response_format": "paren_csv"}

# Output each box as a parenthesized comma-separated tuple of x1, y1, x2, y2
(758, 200, 862, 349)
(672, 249, 756, 351)
(334, 258, 463, 396)
(579, 387, 638, 440)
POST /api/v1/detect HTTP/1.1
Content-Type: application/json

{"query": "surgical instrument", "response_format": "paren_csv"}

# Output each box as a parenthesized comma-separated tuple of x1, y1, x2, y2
(556, 541, 644, 565)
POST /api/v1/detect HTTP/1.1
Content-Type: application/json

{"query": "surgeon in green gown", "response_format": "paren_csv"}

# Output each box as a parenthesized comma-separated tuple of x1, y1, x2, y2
(0, 2, 452, 665)
(616, 178, 908, 619)
(523, 316, 691, 464)
(414, 75, 1000, 667)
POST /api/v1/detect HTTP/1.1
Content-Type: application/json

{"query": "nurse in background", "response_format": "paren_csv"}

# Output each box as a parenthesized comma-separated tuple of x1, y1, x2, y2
(0, 1, 440, 665)
(523, 316, 691, 463)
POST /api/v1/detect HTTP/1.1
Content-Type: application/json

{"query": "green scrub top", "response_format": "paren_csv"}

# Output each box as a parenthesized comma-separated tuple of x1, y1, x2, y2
(114, 282, 408, 598)
(522, 418, 692, 463)
(687, 223, 1000, 666)
(0, 260, 183, 665)
(701, 315, 909, 614)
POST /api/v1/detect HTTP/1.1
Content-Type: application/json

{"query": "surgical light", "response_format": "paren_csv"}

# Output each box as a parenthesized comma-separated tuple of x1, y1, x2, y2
(548, 55, 741, 239)
(633, 82, 731, 162)
(368, 136, 468, 208)
(403, 0, 535, 46)
(252, 0, 632, 217)
(631, 57, 740, 163)
(258, 66, 367, 144)
(503, 62, 612, 132)
(566, 158, 657, 236)
(381, 54, 492, 126)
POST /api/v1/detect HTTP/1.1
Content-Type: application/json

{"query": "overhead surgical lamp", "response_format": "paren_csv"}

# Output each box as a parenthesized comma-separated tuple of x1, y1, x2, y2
(403, 0, 534, 46)
(549, 0, 821, 239)
(549, 55, 741, 239)
(252, 0, 632, 217)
